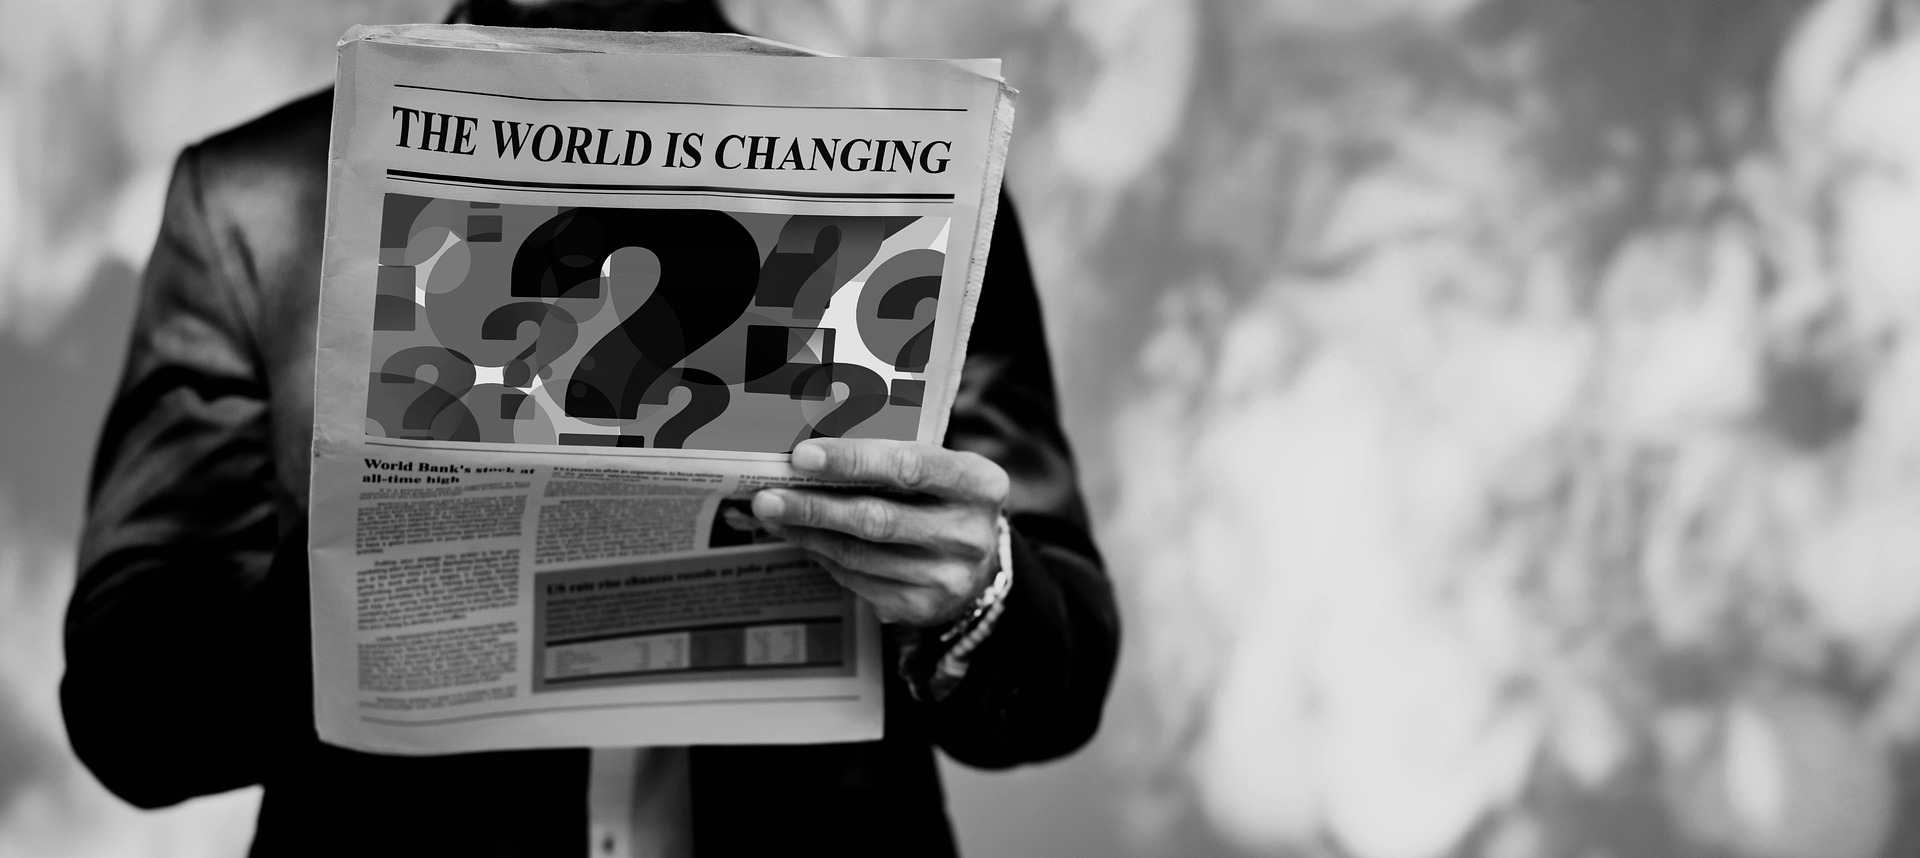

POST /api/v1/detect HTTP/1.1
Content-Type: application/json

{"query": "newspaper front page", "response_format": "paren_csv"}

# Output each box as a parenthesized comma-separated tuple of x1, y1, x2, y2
(307, 25, 1014, 754)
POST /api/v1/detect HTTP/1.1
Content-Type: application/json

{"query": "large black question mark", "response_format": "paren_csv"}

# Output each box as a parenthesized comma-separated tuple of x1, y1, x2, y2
(511, 208, 760, 424)
(510, 208, 607, 300)
(367, 345, 480, 441)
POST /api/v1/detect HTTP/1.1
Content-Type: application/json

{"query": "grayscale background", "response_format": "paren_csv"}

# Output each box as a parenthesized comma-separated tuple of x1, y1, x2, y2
(4, 1, 1917, 857)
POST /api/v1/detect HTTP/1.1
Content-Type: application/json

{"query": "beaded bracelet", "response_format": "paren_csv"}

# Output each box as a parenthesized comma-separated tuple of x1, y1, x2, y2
(917, 515, 1014, 700)
(939, 514, 1014, 646)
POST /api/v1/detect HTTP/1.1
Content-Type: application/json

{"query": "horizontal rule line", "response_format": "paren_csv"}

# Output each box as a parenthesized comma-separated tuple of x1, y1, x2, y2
(386, 169, 956, 201)
(394, 82, 970, 112)
(358, 438, 793, 462)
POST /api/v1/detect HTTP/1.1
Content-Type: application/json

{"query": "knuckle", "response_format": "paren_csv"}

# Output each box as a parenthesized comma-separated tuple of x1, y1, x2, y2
(967, 522, 999, 564)
(817, 533, 863, 570)
(985, 471, 1011, 505)
(788, 492, 821, 526)
(890, 445, 927, 490)
(839, 539, 878, 572)
(855, 500, 897, 542)
(848, 443, 882, 481)
(935, 525, 992, 565)
(961, 451, 1010, 503)
(829, 548, 860, 575)
(821, 440, 853, 474)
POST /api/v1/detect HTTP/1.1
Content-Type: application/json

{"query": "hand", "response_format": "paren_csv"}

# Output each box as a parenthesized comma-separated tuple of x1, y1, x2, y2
(752, 438, 1008, 627)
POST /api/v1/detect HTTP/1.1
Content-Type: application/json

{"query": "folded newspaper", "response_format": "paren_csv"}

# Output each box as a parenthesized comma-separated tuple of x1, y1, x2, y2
(308, 24, 1013, 754)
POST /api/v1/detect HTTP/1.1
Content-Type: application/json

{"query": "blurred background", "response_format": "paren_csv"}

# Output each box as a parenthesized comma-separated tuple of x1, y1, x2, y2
(8, 0, 1920, 856)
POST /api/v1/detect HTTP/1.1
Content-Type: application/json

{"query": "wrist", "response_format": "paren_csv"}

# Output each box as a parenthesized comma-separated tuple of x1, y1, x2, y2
(939, 514, 1013, 643)
(894, 514, 1015, 703)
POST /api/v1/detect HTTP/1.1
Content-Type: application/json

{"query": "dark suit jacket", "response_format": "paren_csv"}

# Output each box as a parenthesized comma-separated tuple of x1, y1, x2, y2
(61, 90, 1117, 857)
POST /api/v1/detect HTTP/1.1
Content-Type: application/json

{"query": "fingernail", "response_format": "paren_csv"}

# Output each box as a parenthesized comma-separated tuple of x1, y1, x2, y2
(752, 491, 785, 519)
(791, 442, 825, 472)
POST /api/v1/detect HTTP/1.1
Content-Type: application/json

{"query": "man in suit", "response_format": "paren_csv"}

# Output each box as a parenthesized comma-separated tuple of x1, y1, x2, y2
(61, 1, 1118, 856)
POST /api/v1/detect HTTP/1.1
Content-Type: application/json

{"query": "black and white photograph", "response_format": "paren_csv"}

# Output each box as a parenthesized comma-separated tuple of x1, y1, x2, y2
(5, 1, 1920, 857)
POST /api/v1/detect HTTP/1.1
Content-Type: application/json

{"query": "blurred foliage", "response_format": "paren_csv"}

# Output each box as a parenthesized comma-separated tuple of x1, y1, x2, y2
(11, 1, 1920, 857)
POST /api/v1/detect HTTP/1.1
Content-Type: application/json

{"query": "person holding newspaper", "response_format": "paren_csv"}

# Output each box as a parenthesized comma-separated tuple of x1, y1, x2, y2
(61, 1, 1118, 856)
(755, 439, 1009, 627)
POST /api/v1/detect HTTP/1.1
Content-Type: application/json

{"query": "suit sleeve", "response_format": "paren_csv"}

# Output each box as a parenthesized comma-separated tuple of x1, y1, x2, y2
(62, 146, 300, 808)
(929, 198, 1120, 769)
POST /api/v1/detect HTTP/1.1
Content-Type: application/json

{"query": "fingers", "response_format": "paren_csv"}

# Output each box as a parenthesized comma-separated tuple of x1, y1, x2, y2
(752, 487, 994, 558)
(760, 519, 896, 579)
(760, 438, 1006, 628)
(781, 529, 975, 626)
(817, 559, 915, 624)
(791, 438, 1009, 505)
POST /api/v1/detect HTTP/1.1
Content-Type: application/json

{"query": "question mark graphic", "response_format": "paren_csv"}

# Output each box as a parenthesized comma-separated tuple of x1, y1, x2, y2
(644, 368, 731, 448)
(789, 362, 889, 447)
(876, 272, 940, 372)
(519, 208, 759, 422)
(373, 193, 470, 334)
(856, 248, 945, 374)
(755, 216, 886, 320)
(366, 346, 480, 441)
(509, 208, 607, 300)
(480, 302, 579, 387)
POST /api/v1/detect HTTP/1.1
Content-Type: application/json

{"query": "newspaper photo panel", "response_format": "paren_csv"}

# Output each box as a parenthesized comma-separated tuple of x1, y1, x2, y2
(367, 197, 949, 452)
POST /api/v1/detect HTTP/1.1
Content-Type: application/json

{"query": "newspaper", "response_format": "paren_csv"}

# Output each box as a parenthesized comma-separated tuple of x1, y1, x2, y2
(307, 24, 1013, 755)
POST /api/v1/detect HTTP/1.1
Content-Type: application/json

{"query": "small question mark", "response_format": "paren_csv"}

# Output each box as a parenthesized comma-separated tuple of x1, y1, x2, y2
(855, 248, 944, 374)
(644, 368, 731, 449)
(366, 346, 480, 441)
(789, 362, 889, 447)
(876, 274, 939, 372)
(480, 302, 579, 387)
